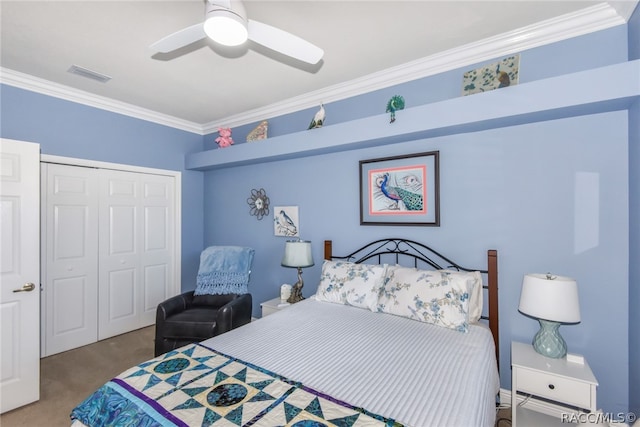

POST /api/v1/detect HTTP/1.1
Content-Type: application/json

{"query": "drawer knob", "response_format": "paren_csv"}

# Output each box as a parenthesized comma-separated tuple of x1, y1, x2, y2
(548, 384, 555, 390)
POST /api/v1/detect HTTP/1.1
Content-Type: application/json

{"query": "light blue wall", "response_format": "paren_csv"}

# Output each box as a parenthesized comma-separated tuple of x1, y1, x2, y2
(0, 85, 206, 287)
(1, 16, 635, 418)
(205, 111, 630, 415)
(628, 4, 640, 419)
(205, 25, 628, 147)
(203, 25, 633, 414)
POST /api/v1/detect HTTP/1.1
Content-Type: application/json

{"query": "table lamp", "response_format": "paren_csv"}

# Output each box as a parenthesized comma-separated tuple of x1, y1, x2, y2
(281, 240, 314, 303)
(518, 273, 580, 358)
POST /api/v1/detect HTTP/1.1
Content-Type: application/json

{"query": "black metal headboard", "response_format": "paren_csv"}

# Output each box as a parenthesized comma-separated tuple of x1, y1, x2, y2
(324, 238, 484, 272)
(324, 238, 500, 368)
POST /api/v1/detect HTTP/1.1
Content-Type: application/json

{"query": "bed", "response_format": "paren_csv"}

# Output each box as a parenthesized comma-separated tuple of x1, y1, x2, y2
(71, 238, 500, 427)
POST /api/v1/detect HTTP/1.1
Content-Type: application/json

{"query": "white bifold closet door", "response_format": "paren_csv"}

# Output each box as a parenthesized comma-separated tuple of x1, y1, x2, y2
(41, 163, 99, 356)
(98, 168, 175, 340)
(41, 163, 176, 356)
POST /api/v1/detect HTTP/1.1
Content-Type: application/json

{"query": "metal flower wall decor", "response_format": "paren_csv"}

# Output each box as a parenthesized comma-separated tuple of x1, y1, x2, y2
(247, 188, 270, 220)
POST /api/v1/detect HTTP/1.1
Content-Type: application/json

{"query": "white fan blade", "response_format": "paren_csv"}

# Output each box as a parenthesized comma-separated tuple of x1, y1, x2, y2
(212, 0, 232, 9)
(247, 20, 323, 64)
(150, 23, 206, 53)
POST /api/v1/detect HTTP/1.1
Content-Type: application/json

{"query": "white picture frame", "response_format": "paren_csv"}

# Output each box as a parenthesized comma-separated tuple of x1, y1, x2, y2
(274, 206, 300, 237)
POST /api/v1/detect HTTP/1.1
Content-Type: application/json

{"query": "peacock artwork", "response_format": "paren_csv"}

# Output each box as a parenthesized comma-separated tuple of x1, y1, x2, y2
(462, 54, 520, 96)
(360, 151, 440, 226)
(371, 168, 425, 213)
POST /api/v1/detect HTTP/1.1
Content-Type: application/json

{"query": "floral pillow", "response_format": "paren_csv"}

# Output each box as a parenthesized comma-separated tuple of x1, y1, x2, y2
(315, 260, 388, 311)
(439, 270, 483, 323)
(376, 266, 473, 332)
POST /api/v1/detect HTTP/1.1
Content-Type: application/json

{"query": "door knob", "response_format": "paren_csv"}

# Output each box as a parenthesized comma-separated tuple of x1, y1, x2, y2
(13, 282, 36, 293)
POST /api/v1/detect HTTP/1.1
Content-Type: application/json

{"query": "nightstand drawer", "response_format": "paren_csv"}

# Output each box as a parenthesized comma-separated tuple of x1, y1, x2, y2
(516, 367, 592, 409)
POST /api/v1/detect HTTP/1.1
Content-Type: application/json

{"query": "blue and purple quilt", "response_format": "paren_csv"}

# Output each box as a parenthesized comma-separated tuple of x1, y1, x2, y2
(71, 343, 402, 427)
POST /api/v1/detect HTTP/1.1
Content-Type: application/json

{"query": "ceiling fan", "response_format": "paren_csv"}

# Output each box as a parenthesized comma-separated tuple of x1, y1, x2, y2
(150, 0, 324, 65)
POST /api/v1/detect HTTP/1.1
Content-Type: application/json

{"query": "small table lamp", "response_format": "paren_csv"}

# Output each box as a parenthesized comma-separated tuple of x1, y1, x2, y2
(518, 273, 580, 358)
(281, 240, 314, 303)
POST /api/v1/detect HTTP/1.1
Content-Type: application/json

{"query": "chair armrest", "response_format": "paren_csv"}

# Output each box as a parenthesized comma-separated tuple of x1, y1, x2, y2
(156, 291, 195, 321)
(216, 293, 253, 334)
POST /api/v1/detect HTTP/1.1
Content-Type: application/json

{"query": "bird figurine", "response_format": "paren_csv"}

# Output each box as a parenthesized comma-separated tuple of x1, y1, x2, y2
(308, 104, 325, 129)
(380, 173, 423, 211)
(386, 95, 405, 123)
(247, 120, 268, 142)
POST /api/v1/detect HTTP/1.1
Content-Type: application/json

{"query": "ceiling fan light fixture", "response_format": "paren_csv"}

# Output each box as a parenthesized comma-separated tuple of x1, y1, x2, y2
(151, 0, 323, 64)
(204, 11, 248, 47)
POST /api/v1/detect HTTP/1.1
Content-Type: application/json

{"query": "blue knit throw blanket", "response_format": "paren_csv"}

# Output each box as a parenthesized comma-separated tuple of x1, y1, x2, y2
(194, 246, 254, 295)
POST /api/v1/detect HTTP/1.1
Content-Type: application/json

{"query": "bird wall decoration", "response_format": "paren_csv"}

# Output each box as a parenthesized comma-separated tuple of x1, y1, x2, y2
(386, 95, 405, 123)
(308, 104, 325, 129)
(276, 209, 298, 236)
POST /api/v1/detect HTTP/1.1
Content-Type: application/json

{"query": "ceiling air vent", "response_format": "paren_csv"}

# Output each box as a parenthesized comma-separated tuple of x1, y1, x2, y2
(67, 65, 111, 83)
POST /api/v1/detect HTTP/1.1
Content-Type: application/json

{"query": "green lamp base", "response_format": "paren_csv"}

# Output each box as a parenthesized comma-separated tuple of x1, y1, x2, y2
(532, 319, 567, 359)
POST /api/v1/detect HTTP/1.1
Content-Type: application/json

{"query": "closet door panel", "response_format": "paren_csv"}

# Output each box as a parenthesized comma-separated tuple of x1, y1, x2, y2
(143, 264, 167, 315)
(106, 268, 136, 320)
(51, 277, 88, 333)
(109, 206, 136, 254)
(41, 164, 98, 357)
(140, 175, 175, 325)
(98, 170, 140, 340)
(145, 206, 167, 251)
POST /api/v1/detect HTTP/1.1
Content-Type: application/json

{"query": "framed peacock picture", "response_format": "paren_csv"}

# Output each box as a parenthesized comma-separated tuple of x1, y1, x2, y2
(359, 151, 440, 226)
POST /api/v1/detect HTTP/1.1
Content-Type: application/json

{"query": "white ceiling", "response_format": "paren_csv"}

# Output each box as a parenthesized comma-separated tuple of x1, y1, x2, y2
(1, 1, 637, 134)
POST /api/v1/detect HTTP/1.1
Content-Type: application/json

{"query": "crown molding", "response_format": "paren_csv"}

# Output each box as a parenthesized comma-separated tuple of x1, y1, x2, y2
(0, 68, 204, 134)
(609, 0, 639, 21)
(202, 2, 628, 133)
(0, 2, 631, 136)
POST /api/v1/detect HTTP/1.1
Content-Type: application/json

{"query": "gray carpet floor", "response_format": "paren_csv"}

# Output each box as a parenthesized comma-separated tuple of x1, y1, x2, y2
(0, 326, 155, 427)
(1, 326, 511, 426)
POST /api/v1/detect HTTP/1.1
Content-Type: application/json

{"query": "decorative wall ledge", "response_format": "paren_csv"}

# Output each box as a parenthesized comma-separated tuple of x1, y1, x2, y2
(185, 60, 640, 171)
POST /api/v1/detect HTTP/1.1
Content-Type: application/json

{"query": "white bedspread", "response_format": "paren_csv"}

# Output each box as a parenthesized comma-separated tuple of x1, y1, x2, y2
(201, 298, 500, 427)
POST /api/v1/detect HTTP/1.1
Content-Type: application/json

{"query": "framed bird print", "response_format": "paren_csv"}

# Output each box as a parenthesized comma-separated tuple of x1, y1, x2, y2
(359, 151, 440, 226)
(274, 206, 300, 237)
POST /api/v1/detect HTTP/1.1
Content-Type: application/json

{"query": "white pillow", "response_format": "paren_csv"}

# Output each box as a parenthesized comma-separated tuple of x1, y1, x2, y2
(440, 270, 483, 323)
(315, 260, 388, 311)
(376, 266, 473, 332)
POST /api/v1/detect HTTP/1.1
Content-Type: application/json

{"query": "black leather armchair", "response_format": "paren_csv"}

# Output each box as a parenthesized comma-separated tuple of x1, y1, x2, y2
(154, 291, 252, 357)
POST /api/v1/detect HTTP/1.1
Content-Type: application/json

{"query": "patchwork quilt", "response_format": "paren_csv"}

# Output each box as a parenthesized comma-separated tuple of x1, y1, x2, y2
(71, 344, 402, 427)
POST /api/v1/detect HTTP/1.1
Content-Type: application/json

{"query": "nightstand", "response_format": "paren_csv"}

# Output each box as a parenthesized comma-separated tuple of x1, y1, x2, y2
(260, 297, 291, 317)
(511, 341, 598, 426)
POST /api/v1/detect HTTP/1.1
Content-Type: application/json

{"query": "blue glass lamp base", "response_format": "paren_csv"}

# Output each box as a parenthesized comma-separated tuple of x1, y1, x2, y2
(532, 319, 567, 359)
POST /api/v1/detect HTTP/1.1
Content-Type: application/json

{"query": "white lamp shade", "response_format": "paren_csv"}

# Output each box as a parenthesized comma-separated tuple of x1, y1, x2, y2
(519, 273, 580, 323)
(281, 240, 314, 268)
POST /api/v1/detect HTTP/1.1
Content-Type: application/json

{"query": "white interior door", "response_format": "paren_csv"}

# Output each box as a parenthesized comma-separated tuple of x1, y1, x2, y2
(98, 169, 175, 339)
(0, 138, 40, 414)
(41, 163, 98, 357)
